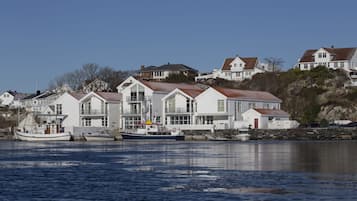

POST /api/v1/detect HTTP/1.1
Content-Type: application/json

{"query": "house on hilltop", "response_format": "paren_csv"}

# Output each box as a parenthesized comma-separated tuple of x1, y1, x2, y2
(296, 46, 357, 86)
(138, 63, 198, 81)
(195, 56, 269, 82)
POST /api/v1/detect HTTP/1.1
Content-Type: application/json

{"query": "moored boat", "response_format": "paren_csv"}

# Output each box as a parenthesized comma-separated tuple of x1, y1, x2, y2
(83, 132, 114, 141)
(121, 123, 184, 140)
(15, 131, 71, 141)
(235, 128, 250, 141)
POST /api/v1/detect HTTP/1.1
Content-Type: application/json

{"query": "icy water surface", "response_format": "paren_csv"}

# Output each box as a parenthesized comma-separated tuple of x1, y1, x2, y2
(1, 140, 357, 200)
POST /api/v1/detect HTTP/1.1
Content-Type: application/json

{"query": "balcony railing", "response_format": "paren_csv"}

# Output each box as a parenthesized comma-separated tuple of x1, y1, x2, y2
(81, 109, 107, 115)
(126, 96, 151, 102)
(122, 109, 142, 115)
(165, 107, 192, 114)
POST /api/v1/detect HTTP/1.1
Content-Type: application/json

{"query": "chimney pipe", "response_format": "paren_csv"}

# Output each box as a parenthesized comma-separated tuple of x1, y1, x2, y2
(140, 65, 145, 70)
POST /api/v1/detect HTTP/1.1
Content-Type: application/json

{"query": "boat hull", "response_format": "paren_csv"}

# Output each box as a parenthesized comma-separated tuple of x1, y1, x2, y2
(16, 132, 71, 141)
(121, 133, 185, 140)
(84, 135, 114, 141)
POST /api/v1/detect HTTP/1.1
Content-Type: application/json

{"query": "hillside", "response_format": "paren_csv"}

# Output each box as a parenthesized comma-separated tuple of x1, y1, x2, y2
(202, 67, 357, 125)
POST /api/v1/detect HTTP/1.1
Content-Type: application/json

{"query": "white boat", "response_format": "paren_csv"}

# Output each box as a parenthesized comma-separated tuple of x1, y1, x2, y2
(121, 123, 184, 140)
(83, 131, 114, 141)
(15, 131, 71, 141)
(235, 128, 250, 141)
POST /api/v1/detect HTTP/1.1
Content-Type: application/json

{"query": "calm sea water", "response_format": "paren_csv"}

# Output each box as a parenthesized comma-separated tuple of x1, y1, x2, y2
(0, 140, 357, 201)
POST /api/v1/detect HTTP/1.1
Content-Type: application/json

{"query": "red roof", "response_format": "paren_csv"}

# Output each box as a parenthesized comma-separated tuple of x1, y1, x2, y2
(179, 88, 204, 98)
(221, 57, 258, 71)
(241, 57, 258, 70)
(253, 108, 290, 116)
(221, 58, 235, 71)
(140, 80, 203, 92)
(299, 47, 356, 62)
(69, 92, 86, 100)
(95, 92, 122, 102)
(213, 87, 281, 102)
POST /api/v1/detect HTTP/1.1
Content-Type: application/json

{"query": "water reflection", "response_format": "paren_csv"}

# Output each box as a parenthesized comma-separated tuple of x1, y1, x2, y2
(1, 140, 357, 200)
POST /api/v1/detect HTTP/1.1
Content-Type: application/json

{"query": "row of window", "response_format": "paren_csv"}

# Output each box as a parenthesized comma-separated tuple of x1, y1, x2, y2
(301, 62, 345, 69)
(153, 71, 164, 77)
(317, 52, 327, 58)
(81, 117, 108, 127)
(167, 116, 191, 125)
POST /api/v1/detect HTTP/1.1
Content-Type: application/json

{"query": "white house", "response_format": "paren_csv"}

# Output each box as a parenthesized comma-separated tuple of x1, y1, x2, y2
(296, 47, 357, 86)
(82, 78, 110, 93)
(242, 108, 298, 129)
(161, 88, 204, 128)
(138, 63, 198, 81)
(22, 91, 60, 113)
(195, 56, 268, 82)
(117, 76, 205, 129)
(0, 91, 27, 107)
(78, 92, 121, 129)
(194, 87, 282, 129)
(42, 92, 86, 133)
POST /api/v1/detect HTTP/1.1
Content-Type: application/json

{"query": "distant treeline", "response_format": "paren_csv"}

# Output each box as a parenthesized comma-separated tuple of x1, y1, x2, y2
(49, 63, 136, 91)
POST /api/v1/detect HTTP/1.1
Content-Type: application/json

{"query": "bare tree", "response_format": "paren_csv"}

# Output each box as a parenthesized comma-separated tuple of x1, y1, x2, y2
(81, 63, 99, 81)
(264, 57, 284, 72)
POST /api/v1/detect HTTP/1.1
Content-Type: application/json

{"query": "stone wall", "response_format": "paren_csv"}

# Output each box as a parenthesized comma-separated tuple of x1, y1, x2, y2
(183, 128, 357, 141)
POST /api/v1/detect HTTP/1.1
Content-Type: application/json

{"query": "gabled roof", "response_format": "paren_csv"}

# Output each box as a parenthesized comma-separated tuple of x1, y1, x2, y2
(95, 92, 122, 102)
(140, 80, 203, 93)
(253, 108, 290, 116)
(241, 57, 258, 70)
(79, 91, 121, 102)
(221, 57, 258, 70)
(68, 92, 86, 100)
(213, 87, 281, 102)
(299, 47, 356, 62)
(140, 64, 198, 73)
(221, 58, 235, 71)
(179, 88, 204, 98)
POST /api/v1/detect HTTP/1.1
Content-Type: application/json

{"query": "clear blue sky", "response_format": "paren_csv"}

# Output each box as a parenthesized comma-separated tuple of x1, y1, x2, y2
(1, 0, 357, 92)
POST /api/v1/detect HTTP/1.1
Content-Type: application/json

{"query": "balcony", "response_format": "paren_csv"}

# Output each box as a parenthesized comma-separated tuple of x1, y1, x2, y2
(80, 109, 107, 116)
(126, 96, 151, 102)
(122, 109, 142, 116)
(165, 107, 192, 114)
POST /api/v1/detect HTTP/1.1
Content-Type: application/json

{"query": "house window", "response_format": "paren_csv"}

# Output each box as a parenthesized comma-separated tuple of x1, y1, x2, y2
(102, 117, 108, 127)
(186, 99, 190, 112)
(85, 118, 91, 126)
(234, 63, 237, 67)
(322, 52, 326, 58)
(340, 62, 344, 67)
(217, 100, 224, 112)
(248, 103, 256, 109)
(318, 53, 322, 58)
(207, 116, 213, 124)
(334, 62, 338, 68)
(310, 63, 314, 68)
(268, 116, 274, 121)
(304, 64, 308, 69)
(56, 104, 62, 115)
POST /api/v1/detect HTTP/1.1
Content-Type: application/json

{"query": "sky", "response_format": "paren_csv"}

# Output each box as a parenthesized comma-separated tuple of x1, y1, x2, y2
(1, 0, 357, 92)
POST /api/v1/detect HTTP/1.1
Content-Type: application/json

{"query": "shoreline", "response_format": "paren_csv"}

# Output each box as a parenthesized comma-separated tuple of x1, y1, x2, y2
(1, 127, 357, 141)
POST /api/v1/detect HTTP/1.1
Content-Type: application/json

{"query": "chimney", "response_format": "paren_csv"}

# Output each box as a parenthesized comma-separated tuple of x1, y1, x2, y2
(36, 90, 41, 95)
(331, 45, 334, 48)
(140, 65, 145, 70)
(167, 62, 170, 65)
